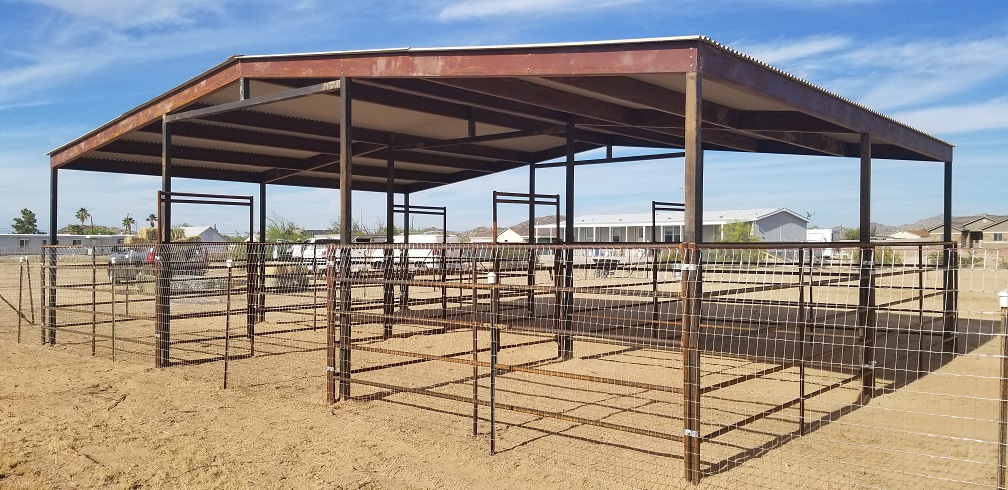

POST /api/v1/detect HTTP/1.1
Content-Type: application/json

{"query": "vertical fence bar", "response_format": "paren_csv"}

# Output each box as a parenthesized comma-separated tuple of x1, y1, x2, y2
(859, 246, 877, 403)
(28, 255, 35, 325)
(681, 246, 702, 484)
(326, 249, 336, 403)
(91, 251, 97, 356)
(798, 248, 807, 435)
(224, 259, 233, 390)
(246, 242, 255, 357)
(472, 271, 479, 436)
(916, 245, 926, 373)
(17, 257, 25, 343)
(40, 251, 46, 344)
(489, 269, 498, 455)
(154, 250, 168, 367)
(110, 262, 116, 362)
(999, 299, 1007, 490)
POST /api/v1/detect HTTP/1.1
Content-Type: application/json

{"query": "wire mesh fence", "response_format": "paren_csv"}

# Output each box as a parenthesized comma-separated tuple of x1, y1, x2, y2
(1, 241, 1007, 488)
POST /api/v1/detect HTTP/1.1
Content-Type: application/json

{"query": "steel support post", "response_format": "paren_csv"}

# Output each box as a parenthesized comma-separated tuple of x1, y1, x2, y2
(384, 138, 395, 339)
(681, 249, 702, 484)
(258, 181, 266, 323)
(46, 168, 57, 345)
(401, 192, 410, 311)
(155, 120, 172, 367)
(560, 123, 575, 360)
(858, 132, 876, 402)
(941, 160, 958, 352)
(527, 163, 536, 315)
(338, 76, 354, 401)
(682, 70, 704, 485)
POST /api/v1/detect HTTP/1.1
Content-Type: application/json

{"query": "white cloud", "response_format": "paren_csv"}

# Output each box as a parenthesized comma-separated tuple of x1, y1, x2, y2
(894, 97, 1008, 136)
(24, 0, 228, 30)
(737, 34, 1008, 113)
(436, 0, 646, 21)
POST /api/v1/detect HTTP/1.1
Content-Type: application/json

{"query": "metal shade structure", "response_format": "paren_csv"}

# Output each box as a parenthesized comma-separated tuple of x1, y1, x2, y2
(44, 37, 958, 483)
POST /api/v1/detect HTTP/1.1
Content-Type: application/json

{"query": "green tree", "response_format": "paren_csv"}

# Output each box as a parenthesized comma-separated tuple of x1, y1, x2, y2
(75, 208, 89, 227)
(719, 222, 760, 243)
(12, 208, 39, 234)
(267, 213, 310, 242)
(842, 227, 860, 240)
(329, 217, 370, 235)
(122, 214, 136, 234)
(146, 213, 157, 228)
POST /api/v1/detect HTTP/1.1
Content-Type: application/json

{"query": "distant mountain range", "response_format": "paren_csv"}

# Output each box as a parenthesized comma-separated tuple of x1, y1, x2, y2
(828, 213, 1007, 238)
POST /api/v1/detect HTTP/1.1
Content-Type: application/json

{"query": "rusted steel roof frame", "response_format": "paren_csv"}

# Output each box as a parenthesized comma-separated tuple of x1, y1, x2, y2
(49, 37, 953, 195)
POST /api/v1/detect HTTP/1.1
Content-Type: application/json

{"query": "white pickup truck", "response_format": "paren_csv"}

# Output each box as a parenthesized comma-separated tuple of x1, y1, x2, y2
(369, 234, 461, 270)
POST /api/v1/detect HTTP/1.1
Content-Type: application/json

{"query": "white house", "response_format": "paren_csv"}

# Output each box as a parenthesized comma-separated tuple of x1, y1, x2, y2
(0, 233, 127, 255)
(533, 208, 808, 243)
(469, 228, 528, 243)
(180, 226, 230, 243)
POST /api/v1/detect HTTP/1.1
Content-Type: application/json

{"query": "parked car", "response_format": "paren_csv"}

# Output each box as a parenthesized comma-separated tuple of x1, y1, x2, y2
(107, 244, 210, 283)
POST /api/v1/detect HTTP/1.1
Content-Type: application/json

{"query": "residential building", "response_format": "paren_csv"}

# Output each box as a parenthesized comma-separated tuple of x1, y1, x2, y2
(533, 208, 807, 243)
(929, 215, 1008, 248)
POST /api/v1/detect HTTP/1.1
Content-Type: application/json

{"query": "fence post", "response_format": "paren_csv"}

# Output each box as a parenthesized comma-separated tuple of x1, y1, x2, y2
(325, 250, 336, 404)
(488, 270, 499, 455)
(998, 291, 1007, 490)
(27, 255, 35, 325)
(681, 245, 702, 484)
(17, 257, 25, 343)
(798, 248, 807, 435)
(91, 251, 97, 356)
(224, 259, 234, 389)
(110, 257, 117, 362)
(339, 243, 352, 400)
(859, 246, 877, 403)
(245, 242, 255, 357)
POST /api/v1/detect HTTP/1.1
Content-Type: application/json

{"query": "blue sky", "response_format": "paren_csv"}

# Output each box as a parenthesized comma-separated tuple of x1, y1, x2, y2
(1, 0, 1006, 235)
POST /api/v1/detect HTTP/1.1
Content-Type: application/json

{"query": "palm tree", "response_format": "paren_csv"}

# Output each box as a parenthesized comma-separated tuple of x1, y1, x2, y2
(122, 214, 136, 234)
(146, 213, 157, 229)
(75, 208, 89, 227)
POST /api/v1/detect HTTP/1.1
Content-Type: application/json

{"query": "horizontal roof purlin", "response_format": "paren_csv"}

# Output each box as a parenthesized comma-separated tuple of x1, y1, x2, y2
(49, 37, 953, 195)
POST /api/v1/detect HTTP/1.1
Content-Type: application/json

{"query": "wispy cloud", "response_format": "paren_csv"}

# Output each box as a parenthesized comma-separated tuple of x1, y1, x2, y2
(738, 34, 1008, 114)
(895, 97, 1008, 136)
(436, 0, 646, 22)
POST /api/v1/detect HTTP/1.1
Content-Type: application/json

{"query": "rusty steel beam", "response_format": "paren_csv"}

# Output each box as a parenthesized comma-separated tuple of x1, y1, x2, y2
(164, 80, 341, 123)
(699, 43, 952, 162)
(240, 43, 698, 78)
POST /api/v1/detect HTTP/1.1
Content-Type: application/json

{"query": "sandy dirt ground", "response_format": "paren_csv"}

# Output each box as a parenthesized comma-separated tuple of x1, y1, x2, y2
(1, 256, 1007, 489)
